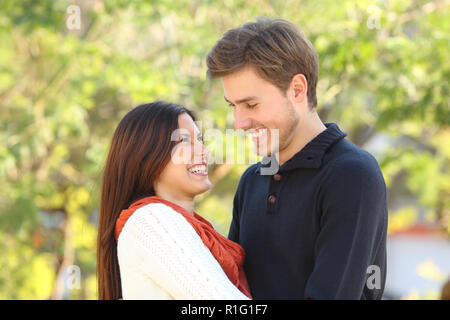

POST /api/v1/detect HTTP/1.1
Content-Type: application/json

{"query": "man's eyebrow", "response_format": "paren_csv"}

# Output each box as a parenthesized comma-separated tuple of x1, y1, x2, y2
(224, 96, 259, 105)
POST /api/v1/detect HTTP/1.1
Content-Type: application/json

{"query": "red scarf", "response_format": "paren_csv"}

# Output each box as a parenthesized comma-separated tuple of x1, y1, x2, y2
(115, 196, 252, 299)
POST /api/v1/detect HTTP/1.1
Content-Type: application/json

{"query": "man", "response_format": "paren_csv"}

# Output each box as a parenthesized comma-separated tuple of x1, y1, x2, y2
(206, 17, 388, 299)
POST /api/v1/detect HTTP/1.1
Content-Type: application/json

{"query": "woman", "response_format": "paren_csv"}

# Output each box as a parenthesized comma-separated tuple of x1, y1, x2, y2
(97, 101, 252, 300)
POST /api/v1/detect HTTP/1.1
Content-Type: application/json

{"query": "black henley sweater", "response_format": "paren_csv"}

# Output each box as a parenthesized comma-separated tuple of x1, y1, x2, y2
(229, 123, 388, 299)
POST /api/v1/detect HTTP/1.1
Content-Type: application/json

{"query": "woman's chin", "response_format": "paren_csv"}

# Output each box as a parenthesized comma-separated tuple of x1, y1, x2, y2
(196, 180, 212, 195)
(185, 171, 211, 195)
(190, 180, 212, 196)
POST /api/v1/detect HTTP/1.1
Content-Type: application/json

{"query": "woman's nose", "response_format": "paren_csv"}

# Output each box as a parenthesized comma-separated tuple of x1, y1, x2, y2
(193, 141, 209, 163)
(203, 146, 210, 162)
(201, 144, 210, 163)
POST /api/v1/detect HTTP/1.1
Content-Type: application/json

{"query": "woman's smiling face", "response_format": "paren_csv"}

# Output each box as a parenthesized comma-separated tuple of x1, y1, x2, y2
(154, 113, 211, 199)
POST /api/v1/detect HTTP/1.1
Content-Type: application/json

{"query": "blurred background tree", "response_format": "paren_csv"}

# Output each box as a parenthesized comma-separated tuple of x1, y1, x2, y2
(0, 0, 448, 299)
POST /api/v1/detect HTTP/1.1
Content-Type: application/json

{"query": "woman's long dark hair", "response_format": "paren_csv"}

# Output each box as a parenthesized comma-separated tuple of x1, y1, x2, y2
(97, 101, 195, 299)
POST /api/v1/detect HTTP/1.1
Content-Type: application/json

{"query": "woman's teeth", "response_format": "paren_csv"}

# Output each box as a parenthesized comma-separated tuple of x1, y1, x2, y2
(187, 165, 207, 175)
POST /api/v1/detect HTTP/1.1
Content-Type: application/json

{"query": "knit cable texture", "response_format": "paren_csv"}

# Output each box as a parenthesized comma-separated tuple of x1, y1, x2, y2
(117, 203, 250, 300)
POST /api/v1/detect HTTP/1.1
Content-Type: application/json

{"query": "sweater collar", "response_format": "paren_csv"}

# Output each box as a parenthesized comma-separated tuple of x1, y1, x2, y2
(255, 122, 347, 174)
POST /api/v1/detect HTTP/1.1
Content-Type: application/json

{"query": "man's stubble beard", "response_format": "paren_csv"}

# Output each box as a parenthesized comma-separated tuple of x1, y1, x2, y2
(270, 99, 300, 157)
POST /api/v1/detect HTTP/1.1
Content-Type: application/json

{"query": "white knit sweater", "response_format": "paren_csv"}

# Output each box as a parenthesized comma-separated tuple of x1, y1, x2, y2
(117, 202, 250, 300)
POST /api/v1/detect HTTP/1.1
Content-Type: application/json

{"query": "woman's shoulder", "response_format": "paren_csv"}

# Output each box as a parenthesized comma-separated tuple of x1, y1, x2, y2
(134, 201, 179, 216)
(125, 202, 185, 229)
(117, 201, 215, 273)
(118, 201, 197, 244)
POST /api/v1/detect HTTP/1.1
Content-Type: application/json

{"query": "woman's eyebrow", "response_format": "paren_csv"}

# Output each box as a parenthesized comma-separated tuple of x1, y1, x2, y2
(178, 132, 202, 138)
(176, 132, 190, 139)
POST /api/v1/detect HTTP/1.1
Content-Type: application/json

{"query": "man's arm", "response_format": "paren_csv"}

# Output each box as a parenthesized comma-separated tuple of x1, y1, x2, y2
(304, 154, 388, 299)
(228, 165, 255, 243)
(228, 192, 241, 243)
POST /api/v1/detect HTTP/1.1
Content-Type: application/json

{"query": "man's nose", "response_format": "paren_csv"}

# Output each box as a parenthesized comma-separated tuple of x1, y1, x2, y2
(233, 108, 252, 130)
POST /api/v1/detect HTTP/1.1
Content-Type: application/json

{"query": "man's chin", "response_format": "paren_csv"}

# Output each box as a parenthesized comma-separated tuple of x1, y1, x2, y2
(256, 151, 272, 158)
(254, 145, 279, 158)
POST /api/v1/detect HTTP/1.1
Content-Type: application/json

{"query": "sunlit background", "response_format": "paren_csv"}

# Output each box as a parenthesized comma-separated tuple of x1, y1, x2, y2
(0, 0, 449, 299)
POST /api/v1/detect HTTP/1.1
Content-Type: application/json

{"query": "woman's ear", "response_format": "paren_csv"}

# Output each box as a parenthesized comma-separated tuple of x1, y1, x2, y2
(290, 73, 308, 103)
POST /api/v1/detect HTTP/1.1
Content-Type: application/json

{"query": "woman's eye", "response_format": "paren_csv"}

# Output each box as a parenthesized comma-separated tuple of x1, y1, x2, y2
(179, 137, 190, 143)
(228, 102, 235, 108)
(247, 103, 258, 109)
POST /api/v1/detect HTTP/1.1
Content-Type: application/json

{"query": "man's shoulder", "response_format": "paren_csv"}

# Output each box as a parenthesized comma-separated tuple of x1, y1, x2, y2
(240, 162, 260, 179)
(247, 161, 261, 173)
(234, 163, 260, 194)
(326, 139, 385, 184)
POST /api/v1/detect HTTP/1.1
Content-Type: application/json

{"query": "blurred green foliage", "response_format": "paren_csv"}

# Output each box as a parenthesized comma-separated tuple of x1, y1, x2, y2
(0, 0, 448, 299)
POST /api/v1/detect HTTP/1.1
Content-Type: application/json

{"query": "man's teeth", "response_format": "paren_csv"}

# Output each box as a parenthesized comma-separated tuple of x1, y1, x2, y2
(250, 128, 267, 139)
(188, 165, 207, 174)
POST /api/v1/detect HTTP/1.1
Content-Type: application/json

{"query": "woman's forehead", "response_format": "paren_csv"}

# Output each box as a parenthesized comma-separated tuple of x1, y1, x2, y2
(177, 113, 201, 136)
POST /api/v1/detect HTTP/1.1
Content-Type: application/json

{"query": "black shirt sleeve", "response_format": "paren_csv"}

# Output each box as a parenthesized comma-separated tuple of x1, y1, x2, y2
(304, 153, 388, 299)
(228, 165, 255, 243)
(228, 190, 240, 243)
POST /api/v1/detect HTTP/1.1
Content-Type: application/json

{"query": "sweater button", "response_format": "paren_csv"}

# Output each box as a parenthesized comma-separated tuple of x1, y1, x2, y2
(268, 195, 276, 205)
(273, 173, 282, 181)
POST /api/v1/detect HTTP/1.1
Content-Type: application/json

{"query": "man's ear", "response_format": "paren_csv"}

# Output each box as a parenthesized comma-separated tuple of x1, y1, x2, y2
(289, 73, 308, 103)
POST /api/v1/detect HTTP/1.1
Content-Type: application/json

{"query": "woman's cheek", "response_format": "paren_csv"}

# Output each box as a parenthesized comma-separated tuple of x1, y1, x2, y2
(171, 144, 192, 165)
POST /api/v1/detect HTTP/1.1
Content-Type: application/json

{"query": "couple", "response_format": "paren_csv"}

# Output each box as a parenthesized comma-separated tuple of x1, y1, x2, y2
(97, 18, 388, 300)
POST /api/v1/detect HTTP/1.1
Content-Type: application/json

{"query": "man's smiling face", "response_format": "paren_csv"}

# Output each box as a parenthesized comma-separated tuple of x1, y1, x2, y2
(221, 66, 300, 157)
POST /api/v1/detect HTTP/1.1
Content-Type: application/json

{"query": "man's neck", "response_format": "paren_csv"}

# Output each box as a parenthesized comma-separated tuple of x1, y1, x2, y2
(277, 110, 326, 166)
